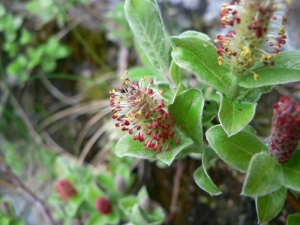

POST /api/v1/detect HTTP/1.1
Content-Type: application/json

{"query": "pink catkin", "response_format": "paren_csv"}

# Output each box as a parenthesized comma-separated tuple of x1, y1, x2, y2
(55, 179, 77, 201)
(95, 197, 112, 215)
(269, 96, 300, 164)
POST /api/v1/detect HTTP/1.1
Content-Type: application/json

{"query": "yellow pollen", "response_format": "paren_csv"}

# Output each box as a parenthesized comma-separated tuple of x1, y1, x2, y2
(214, 39, 219, 43)
(159, 90, 166, 94)
(121, 76, 125, 81)
(218, 61, 223, 65)
(278, 26, 286, 35)
(253, 74, 259, 80)
(125, 70, 128, 75)
(221, 16, 227, 21)
(142, 76, 147, 81)
(117, 97, 121, 103)
(134, 98, 143, 103)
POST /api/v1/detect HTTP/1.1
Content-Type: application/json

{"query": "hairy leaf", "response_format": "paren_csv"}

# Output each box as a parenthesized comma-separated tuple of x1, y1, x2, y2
(170, 36, 231, 93)
(242, 152, 284, 196)
(206, 125, 268, 172)
(240, 51, 300, 88)
(125, 0, 171, 74)
(256, 187, 286, 223)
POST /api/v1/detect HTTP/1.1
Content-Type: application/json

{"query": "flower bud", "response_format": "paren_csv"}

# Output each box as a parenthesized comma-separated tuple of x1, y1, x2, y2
(95, 197, 112, 215)
(55, 179, 77, 201)
(115, 175, 127, 193)
(139, 196, 154, 213)
(269, 96, 300, 164)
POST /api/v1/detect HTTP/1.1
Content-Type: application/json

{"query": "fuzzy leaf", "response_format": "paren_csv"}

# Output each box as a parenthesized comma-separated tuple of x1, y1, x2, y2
(169, 89, 204, 147)
(206, 125, 268, 172)
(156, 136, 193, 166)
(170, 60, 180, 86)
(178, 30, 210, 40)
(218, 93, 256, 136)
(240, 51, 300, 88)
(119, 196, 138, 215)
(115, 133, 192, 165)
(256, 187, 286, 223)
(194, 148, 221, 195)
(242, 152, 284, 196)
(287, 213, 300, 225)
(283, 150, 300, 191)
(115, 134, 158, 160)
(170, 36, 231, 93)
(124, 0, 171, 74)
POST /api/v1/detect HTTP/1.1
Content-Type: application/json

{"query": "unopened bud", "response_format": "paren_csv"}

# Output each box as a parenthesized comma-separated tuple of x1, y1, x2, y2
(269, 96, 300, 164)
(115, 176, 127, 193)
(95, 197, 112, 215)
(55, 179, 77, 201)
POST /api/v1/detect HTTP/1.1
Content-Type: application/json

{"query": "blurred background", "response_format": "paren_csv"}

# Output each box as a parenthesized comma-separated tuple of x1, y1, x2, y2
(0, 0, 299, 224)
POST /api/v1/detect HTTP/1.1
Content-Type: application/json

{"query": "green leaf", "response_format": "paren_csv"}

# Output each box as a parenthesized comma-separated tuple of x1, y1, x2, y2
(4, 42, 18, 58)
(156, 136, 193, 165)
(240, 51, 300, 88)
(206, 125, 268, 172)
(20, 28, 32, 45)
(218, 93, 256, 136)
(170, 60, 180, 86)
(283, 150, 300, 191)
(194, 148, 221, 195)
(178, 30, 210, 41)
(87, 212, 108, 225)
(127, 67, 162, 81)
(41, 59, 56, 72)
(124, 0, 171, 74)
(256, 187, 286, 224)
(237, 87, 263, 104)
(65, 193, 84, 217)
(115, 134, 158, 160)
(169, 89, 204, 147)
(115, 132, 192, 166)
(119, 195, 138, 215)
(202, 100, 218, 124)
(171, 83, 186, 104)
(0, 4, 6, 17)
(287, 213, 300, 225)
(107, 206, 120, 224)
(242, 152, 284, 196)
(7, 55, 28, 81)
(170, 36, 231, 93)
(85, 185, 104, 206)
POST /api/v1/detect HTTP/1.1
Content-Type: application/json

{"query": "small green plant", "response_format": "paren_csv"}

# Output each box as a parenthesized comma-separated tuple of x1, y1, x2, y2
(110, 0, 300, 224)
(0, 3, 69, 83)
(0, 199, 25, 225)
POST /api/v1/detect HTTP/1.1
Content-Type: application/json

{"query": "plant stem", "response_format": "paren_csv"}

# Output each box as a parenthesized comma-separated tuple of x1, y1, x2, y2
(227, 75, 241, 100)
(168, 160, 185, 222)
(287, 190, 300, 213)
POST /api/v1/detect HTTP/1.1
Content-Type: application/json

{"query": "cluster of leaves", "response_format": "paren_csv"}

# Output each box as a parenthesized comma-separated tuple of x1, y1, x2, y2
(48, 155, 164, 225)
(0, 3, 69, 83)
(115, 0, 300, 224)
(27, 0, 91, 27)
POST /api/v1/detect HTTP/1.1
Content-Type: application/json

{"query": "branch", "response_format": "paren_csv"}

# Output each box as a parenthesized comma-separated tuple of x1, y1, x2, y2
(0, 155, 55, 225)
(168, 160, 185, 222)
(287, 190, 300, 213)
